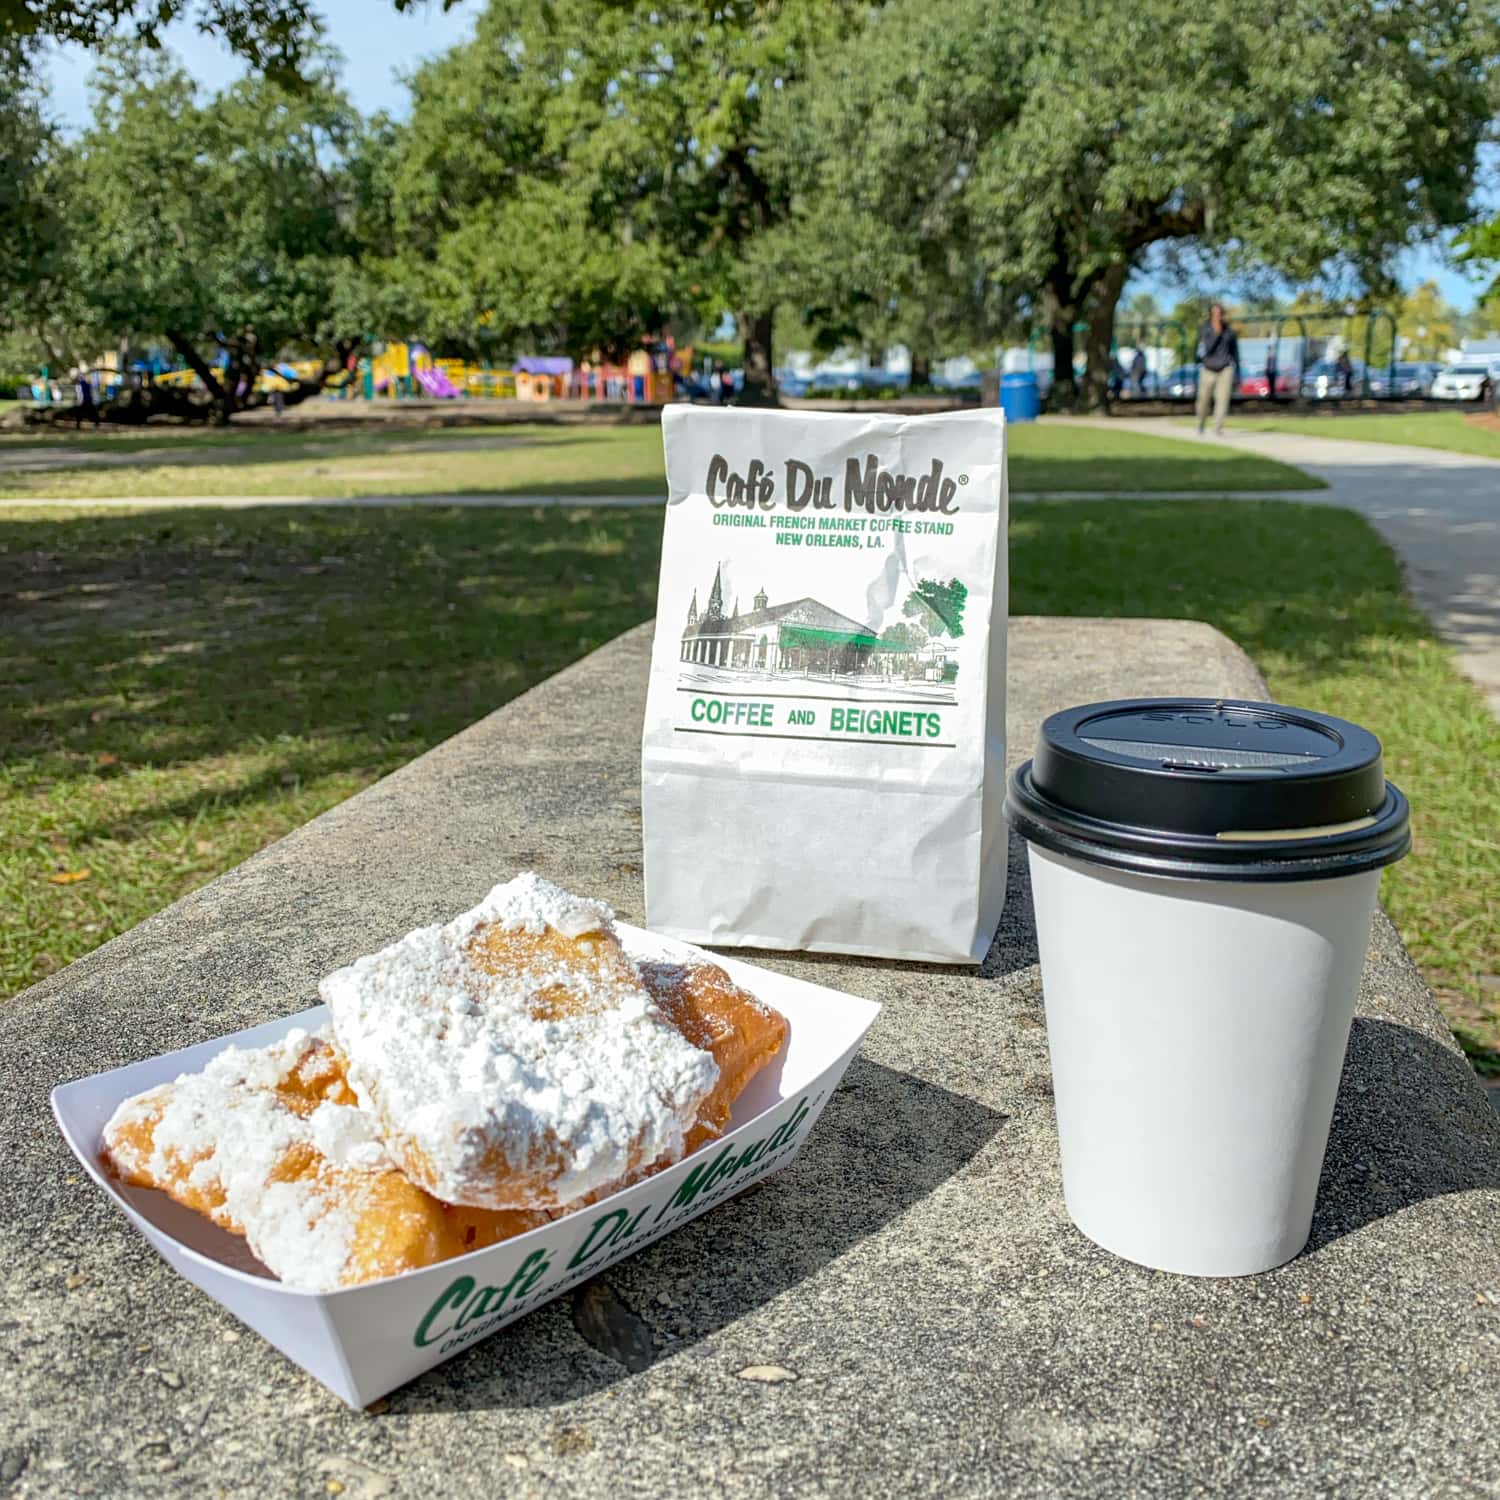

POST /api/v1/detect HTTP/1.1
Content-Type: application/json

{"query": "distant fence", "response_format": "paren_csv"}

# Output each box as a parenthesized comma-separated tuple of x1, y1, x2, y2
(1110, 307, 1404, 401)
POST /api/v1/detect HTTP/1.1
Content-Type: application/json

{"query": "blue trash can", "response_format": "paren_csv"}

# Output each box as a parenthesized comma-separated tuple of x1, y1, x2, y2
(1000, 370, 1041, 423)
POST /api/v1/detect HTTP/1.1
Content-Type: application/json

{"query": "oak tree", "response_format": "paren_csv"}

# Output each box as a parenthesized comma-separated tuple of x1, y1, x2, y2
(768, 0, 1499, 408)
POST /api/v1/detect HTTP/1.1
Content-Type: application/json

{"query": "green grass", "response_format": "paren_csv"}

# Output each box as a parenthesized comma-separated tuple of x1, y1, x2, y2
(1, 505, 666, 1000)
(1008, 422, 1319, 491)
(1225, 409, 1500, 461)
(0, 418, 1319, 499)
(3, 496, 1493, 1071)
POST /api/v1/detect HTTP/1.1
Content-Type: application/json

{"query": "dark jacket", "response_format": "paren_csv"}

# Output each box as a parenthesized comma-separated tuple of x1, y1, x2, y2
(1199, 321, 1240, 372)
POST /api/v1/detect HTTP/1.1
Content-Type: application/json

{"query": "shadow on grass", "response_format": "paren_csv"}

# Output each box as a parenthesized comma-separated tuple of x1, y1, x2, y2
(0, 497, 1450, 850)
(1, 505, 666, 834)
(0, 424, 637, 476)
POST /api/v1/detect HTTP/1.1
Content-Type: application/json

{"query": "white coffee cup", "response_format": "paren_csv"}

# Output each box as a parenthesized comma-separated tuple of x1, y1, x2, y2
(1006, 698, 1410, 1278)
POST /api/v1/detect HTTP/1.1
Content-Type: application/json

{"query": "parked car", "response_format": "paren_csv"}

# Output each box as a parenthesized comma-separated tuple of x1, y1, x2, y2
(1368, 362, 1440, 398)
(1238, 366, 1300, 398)
(1300, 359, 1367, 399)
(929, 368, 984, 393)
(1429, 362, 1495, 402)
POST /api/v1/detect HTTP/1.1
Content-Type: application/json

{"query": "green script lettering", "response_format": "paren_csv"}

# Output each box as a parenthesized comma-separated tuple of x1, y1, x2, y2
(569, 1207, 631, 1268)
(413, 1249, 554, 1349)
(566, 1202, 655, 1270)
(414, 1275, 474, 1348)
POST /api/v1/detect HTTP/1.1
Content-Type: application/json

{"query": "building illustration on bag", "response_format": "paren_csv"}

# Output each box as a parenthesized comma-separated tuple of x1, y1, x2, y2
(678, 565, 960, 696)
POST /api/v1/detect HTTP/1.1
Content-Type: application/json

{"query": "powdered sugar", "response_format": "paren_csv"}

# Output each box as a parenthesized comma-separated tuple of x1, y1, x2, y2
(319, 873, 720, 1209)
(458, 870, 616, 941)
(102, 1028, 393, 1292)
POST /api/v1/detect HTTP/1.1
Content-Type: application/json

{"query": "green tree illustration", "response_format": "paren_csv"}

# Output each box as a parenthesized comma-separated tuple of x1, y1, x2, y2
(879, 621, 928, 650)
(903, 578, 967, 639)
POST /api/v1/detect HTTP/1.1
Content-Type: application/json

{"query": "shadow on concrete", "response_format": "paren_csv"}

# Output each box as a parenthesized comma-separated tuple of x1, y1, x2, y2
(1306, 1017, 1500, 1254)
(395, 1058, 1006, 1412)
(979, 830, 1039, 980)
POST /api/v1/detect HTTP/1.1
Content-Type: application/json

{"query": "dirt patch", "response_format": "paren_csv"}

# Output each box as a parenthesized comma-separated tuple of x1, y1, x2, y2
(1463, 410, 1500, 433)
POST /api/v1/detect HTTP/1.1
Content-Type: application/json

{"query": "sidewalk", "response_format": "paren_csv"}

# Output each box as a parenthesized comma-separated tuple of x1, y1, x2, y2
(1058, 416, 1500, 717)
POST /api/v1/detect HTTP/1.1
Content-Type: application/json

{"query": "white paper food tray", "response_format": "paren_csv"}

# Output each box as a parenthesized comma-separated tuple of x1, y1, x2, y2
(51, 924, 880, 1408)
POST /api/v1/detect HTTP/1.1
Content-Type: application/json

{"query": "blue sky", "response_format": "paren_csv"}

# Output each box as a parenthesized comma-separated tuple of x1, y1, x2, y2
(40, 1, 1497, 313)
(1128, 243, 1493, 318)
(41, 0, 478, 129)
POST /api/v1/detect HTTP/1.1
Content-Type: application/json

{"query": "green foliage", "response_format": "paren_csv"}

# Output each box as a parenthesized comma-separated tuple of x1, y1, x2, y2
(0, 44, 64, 348)
(379, 1, 870, 388)
(38, 47, 382, 417)
(767, 0, 1499, 406)
(903, 577, 967, 639)
(68, 50, 363, 341)
(1457, 216, 1500, 308)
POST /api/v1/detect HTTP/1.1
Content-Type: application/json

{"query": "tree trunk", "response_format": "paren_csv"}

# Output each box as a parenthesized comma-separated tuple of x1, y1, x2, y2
(165, 329, 236, 422)
(1041, 272, 1078, 410)
(1080, 262, 1128, 412)
(66, 333, 363, 425)
(733, 310, 777, 407)
(220, 327, 259, 425)
(910, 351, 931, 389)
(276, 337, 363, 410)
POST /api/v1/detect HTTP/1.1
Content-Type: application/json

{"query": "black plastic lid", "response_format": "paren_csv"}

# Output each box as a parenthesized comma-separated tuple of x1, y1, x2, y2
(1004, 698, 1410, 882)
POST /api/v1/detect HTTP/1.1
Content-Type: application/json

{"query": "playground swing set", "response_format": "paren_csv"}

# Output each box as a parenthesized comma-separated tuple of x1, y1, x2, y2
(1105, 307, 1403, 400)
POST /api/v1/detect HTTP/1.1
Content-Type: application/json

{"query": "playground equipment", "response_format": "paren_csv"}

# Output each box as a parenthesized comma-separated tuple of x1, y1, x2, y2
(43, 339, 684, 408)
(413, 364, 460, 399)
(514, 356, 571, 401)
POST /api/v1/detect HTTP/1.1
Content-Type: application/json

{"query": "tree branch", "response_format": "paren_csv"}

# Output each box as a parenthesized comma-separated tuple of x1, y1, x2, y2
(165, 329, 226, 402)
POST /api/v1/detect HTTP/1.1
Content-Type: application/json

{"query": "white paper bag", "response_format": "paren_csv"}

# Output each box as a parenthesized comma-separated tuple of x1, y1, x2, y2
(642, 406, 1008, 963)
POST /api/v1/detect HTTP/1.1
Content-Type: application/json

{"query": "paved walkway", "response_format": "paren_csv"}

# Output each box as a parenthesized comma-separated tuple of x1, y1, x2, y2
(1058, 417, 1500, 718)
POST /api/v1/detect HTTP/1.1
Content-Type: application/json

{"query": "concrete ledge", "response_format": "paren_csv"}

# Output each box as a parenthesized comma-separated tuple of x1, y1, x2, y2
(4, 617, 1496, 1497)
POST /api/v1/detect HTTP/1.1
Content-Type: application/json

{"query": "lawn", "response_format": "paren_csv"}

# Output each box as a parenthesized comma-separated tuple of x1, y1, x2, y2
(3, 497, 1494, 1072)
(0, 417, 1319, 499)
(1224, 409, 1500, 461)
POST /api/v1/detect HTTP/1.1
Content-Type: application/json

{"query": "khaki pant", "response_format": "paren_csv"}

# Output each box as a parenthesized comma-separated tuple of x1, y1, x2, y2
(1196, 364, 1235, 433)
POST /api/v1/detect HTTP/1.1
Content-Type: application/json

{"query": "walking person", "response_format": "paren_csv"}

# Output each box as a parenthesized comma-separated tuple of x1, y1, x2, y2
(1195, 303, 1239, 436)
